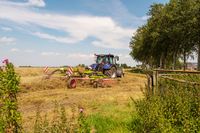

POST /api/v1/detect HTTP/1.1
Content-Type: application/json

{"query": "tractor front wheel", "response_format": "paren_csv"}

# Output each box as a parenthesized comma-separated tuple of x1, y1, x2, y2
(104, 67, 117, 78)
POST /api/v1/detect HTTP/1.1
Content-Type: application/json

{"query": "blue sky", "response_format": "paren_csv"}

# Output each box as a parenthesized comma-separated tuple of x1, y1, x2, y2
(0, 0, 169, 66)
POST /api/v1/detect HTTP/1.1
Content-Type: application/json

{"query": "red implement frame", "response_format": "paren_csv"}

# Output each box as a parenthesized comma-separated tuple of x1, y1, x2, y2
(67, 77, 117, 89)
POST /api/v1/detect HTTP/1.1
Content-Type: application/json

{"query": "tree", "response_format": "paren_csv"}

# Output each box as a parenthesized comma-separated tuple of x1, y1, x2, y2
(130, 0, 200, 70)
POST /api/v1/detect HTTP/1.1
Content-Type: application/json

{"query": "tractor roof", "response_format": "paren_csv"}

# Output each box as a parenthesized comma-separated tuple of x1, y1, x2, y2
(95, 54, 114, 57)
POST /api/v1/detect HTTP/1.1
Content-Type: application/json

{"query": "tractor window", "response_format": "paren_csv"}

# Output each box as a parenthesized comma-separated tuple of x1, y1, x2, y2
(109, 56, 115, 64)
(96, 56, 115, 64)
(109, 57, 112, 64)
(104, 57, 109, 63)
(113, 57, 116, 64)
(96, 56, 103, 64)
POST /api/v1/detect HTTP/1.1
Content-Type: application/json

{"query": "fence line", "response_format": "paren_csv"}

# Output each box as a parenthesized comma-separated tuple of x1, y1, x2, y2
(154, 69, 200, 74)
(160, 76, 200, 86)
(146, 69, 200, 95)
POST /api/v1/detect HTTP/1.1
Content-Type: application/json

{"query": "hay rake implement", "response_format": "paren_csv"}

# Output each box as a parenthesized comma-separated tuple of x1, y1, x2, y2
(43, 53, 123, 88)
(44, 66, 118, 89)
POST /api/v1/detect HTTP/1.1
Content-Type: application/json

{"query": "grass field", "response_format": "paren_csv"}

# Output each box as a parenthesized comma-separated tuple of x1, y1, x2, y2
(16, 67, 146, 132)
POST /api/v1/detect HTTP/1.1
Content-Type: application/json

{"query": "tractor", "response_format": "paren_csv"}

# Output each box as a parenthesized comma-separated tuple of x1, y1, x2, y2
(43, 54, 123, 88)
(89, 54, 124, 78)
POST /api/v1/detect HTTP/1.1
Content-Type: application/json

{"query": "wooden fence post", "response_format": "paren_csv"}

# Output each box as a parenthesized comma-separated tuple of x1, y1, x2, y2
(153, 70, 159, 95)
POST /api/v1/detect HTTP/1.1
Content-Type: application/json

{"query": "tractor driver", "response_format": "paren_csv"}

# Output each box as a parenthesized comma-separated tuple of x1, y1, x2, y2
(97, 56, 103, 64)
(103, 56, 109, 64)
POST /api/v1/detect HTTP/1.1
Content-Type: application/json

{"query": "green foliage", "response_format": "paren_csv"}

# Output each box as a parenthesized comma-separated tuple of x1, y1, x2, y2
(86, 113, 131, 133)
(167, 74, 200, 82)
(86, 114, 118, 133)
(130, 0, 200, 69)
(129, 68, 153, 74)
(0, 63, 22, 132)
(77, 110, 90, 133)
(131, 76, 200, 132)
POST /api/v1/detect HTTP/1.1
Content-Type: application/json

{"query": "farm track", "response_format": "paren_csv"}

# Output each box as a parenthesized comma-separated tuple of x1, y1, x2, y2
(16, 68, 146, 131)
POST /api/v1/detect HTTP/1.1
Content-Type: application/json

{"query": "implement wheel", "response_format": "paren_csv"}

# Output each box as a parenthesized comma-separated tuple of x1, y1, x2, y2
(67, 78, 76, 89)
(93, 80, 99, 88)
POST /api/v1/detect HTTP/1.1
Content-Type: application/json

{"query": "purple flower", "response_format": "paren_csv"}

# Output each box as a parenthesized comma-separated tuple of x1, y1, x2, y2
(80, 108, 84, 113)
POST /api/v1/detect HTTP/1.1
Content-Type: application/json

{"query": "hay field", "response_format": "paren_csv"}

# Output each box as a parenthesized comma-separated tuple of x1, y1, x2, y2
(16, 67, 146, 132)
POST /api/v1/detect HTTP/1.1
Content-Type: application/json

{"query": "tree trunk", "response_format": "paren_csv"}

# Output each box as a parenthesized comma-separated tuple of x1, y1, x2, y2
(183, 51, 186, 71)
(162, 58, 166, 69)
(172, 52, 177, 70)
(159, 54, 163, 69)
(198, 43, 200, 71)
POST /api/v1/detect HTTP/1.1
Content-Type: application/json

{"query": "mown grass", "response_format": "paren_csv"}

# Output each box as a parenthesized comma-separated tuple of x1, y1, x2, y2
(85, 101, 133, 133)
(15, 67, 145, 132)
(86, 113, 130, 133)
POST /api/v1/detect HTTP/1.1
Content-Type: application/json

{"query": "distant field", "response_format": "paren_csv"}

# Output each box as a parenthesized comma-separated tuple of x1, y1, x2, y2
(16, 67, 146, 132)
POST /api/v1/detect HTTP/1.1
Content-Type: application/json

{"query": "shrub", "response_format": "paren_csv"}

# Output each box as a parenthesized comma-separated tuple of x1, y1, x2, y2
(0, 63, 22, 132)
(131, 77, 200, 132)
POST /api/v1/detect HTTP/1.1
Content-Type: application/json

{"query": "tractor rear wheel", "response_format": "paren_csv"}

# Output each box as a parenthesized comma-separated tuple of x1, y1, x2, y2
(104, 67, 117, 78)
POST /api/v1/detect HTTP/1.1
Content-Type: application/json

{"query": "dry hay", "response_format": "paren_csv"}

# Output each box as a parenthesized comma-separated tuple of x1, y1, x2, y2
(15, 67, 57, 77)
(20, 77, 67, 92)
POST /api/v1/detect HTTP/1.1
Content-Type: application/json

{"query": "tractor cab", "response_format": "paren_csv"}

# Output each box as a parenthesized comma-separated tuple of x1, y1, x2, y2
(96, 54, 118, 65)
(90, 54, 123, 78)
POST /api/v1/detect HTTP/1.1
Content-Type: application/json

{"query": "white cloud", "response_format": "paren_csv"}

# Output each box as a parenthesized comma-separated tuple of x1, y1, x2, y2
(0, 1, 136, 49)
(10, 48, 20, 52)
(10, 48, 35, 53)
(40, 52, 94, 60)
(0, 36, 15, 45)
(41, 52, 64, 56)
(121, 54, 130, 59)
(27, 0, 45, 7)
(141, 16, 150, 21)
(24, 49, 34, 53)
(67, 53, 94, 59)
(0, 0, 45, 7)
(1, 27, 12, 31)
(40, 52, 94, 62)
(33, 32, 81, 44)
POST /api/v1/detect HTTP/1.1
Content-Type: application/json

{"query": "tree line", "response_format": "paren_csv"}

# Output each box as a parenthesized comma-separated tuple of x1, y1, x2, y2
(130, 0, 200, 70)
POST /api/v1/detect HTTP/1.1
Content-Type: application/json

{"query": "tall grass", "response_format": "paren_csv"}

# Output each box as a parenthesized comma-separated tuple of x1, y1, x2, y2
(33, 102, 91, 133)
(131, 76, 200, 132)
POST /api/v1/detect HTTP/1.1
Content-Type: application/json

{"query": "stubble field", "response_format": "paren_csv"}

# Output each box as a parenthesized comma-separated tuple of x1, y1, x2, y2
(16, 67, 146, 132)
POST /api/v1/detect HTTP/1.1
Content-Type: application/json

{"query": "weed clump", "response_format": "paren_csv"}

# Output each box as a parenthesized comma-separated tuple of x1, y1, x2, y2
(33, 102, 90, 133)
